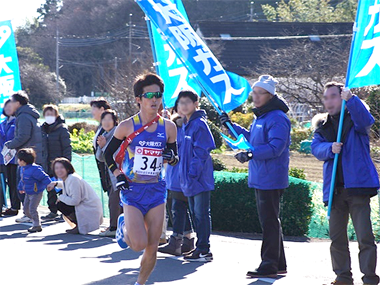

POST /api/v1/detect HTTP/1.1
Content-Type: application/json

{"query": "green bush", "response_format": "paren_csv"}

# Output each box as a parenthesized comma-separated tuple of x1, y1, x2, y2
(68, 122, 97, 134)
(291, 128, 313, 151)
(207, 120, 224, 149)
(71, 128, 95, 154)
(289, 167, 306, 180)
(229, 167, 248, 173)
(211, 172, 313, 236)
(212, 157, 227, 171)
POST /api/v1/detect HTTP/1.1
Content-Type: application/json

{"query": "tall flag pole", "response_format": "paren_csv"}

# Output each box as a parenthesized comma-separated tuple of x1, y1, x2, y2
(327, 0, 380, 219)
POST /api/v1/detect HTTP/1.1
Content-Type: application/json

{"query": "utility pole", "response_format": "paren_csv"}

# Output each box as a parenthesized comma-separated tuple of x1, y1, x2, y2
(129, 13, 133, 64)
(56, 28, 59, 95)
(250, 1, 254, 21)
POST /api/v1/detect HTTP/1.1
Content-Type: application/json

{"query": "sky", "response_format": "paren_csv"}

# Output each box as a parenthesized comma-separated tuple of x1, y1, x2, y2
(0, 0, 46, 29)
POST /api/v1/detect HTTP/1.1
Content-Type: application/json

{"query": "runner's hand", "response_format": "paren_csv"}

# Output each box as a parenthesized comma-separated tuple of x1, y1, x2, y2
(234, 151, 252, 163)
(116, 174, 130, 191)
(162, 148, 175, 163)
(219, 112, 231, 128)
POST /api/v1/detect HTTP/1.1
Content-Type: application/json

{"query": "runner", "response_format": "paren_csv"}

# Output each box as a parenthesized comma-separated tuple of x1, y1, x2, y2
(104, 73, 178, 285)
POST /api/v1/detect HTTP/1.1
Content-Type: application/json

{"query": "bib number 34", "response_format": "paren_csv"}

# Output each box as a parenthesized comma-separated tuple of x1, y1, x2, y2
(133, 147, 163, 176)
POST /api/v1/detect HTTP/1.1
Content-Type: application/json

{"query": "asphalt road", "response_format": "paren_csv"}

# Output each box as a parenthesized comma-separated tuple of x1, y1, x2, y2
(0, 207, 376, 285)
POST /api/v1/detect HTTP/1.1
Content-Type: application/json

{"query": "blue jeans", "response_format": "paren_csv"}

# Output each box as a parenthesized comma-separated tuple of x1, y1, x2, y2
(172, 197, 193, 235)
(188, 191, 211, 253)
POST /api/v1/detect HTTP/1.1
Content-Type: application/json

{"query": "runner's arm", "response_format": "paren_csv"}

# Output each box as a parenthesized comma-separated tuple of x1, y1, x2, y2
(164, 120, 179, 166)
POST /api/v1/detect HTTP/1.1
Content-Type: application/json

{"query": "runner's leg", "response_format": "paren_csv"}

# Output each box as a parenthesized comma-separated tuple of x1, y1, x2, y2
(137, 203, 165, 285)
(123, 205, 148, 251)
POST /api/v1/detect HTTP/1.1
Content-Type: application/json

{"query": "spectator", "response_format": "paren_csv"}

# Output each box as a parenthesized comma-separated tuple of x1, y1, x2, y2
(177, 90, 215, 262)
(159, 103, 194, 256)
(40, 104, 72, 221)
(311, 82, 379, 285)
(95, 109, 122, 237)
(17, 148, 51, 233)
(47, 158, 103, 235)
(0, 99, 20, 217)
(220, 75, 290, 278)
(90, 99, 113, 202)
(5, 91, 43, 224)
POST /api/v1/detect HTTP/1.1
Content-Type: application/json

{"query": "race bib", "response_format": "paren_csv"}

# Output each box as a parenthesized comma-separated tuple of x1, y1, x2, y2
(133, 146, 163, 176)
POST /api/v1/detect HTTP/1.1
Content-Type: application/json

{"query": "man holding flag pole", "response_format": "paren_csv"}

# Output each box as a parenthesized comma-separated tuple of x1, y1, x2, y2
(312, 1, 380, 284)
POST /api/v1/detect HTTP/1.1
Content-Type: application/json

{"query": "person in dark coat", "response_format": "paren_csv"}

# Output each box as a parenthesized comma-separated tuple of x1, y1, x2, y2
(220, 75, 290, 278)
(311, 82, 379, 285)
(0, 99, 20, 217)
(40, 104, 72, 220)
(5, 91, 43, 224)
(90, 99, 112, 195)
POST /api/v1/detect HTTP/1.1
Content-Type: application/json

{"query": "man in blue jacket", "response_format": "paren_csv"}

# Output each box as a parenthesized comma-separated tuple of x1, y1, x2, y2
(311, 82, 379, 285)
(220, 75, 290, 278)
(178, 90, 215, 262)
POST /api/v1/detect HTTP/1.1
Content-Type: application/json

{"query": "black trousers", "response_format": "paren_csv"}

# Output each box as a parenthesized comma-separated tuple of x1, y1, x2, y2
(47, 188, 58, 214)
(0, 164, 20, 210)
(255, 188, 287, 273)
(57, 201, 77, 224)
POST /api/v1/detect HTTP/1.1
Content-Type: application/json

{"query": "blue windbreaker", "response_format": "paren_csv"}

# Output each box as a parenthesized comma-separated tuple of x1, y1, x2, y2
(0, 117, 16, 165)
(166, 120, 183, 192)
(311, 95, 379, 202)
(179, 110, 215, 197)
(18, 164, 52, 195)
(233, 110, 291, 190)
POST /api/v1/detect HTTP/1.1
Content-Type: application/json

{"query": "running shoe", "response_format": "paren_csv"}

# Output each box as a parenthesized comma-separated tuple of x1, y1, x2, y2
(116, 214, 128, 249)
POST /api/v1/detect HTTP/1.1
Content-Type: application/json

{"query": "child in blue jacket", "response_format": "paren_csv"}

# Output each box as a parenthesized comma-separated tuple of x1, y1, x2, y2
(18, 148, 51, 233)
(178, 90, 215, 262)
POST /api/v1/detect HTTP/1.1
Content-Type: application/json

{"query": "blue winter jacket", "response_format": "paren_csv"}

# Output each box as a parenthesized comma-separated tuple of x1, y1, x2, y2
(233, 110, 291, 190)
(18, 164, 52, 195)
(166, 119, 183, 192)
(179, 110, 215, 197)
(311, 95, 379, 203)
(0, 117, 16, 165)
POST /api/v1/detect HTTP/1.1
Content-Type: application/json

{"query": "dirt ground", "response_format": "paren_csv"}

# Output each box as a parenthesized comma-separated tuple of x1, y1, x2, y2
(213, 151, 323, 183)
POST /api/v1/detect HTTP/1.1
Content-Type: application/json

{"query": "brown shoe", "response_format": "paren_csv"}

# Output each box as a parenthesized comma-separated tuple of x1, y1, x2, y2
(331, 280, 353, 285)
(28, 226, 42, 233)
(2, 208, 18, 216)
(66, 227, 79, 234)
(246, 270, 277, 278)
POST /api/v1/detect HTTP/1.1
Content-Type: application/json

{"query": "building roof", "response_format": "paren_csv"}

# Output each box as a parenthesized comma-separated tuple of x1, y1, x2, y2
(195, 21, 353, 75)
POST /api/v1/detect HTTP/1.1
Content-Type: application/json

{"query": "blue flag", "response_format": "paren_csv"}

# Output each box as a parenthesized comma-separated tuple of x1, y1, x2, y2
(0, 20, 21, 115)
(136, 0, 252, 113)
(346, 0, 380, 88)
(148, 0, 201, 108)
(221, 133, 254, 151)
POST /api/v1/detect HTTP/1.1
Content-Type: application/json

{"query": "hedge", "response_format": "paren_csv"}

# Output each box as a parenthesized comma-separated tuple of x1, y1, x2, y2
(211, 172, 313, 237)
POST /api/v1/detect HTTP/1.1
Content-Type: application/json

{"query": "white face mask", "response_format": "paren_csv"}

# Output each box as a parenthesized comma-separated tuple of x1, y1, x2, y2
(45, 116, 56, 125)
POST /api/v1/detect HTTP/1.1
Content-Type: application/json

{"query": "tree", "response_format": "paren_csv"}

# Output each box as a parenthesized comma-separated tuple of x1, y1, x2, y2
(250, 36, 351, 111)
(262, 0, 357, 22)
(17, 47, 66, 109)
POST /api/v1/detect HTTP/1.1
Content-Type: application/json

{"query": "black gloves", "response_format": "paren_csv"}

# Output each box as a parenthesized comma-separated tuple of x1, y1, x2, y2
(235, 151, 253, 163)
(116, 174, 130, 191)
(219, 112, 231, 128)
(162, 148, 175, 162)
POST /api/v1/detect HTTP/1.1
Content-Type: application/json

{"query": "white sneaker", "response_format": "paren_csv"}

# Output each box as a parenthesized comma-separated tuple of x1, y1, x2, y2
(15, 215, 32, 223)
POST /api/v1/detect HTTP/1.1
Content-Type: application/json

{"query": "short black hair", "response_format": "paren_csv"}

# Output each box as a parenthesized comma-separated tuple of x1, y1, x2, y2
(17, 148, 36, 165)
(324, 82, 344, 94)
(90, 99, 111, 110)
(133, 73, 164, 98)
(11, 91, 29, 106)
(2, 99, 12, 117)
(177, 90, 198, 103)
(101, 109, 119, 126)
(51, 157, 75, 177)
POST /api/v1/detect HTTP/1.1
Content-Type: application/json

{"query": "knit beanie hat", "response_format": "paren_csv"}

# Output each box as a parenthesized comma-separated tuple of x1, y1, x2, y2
(252, 75, 278, 95)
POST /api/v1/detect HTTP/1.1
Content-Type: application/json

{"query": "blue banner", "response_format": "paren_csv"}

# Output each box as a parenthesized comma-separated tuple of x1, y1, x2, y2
(137, 0, 251, 113)
(346, 0, 380, 88)
(221, 133, 254, 151)
(148, 0, 201, 108)
(0, 21, 21, 111)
